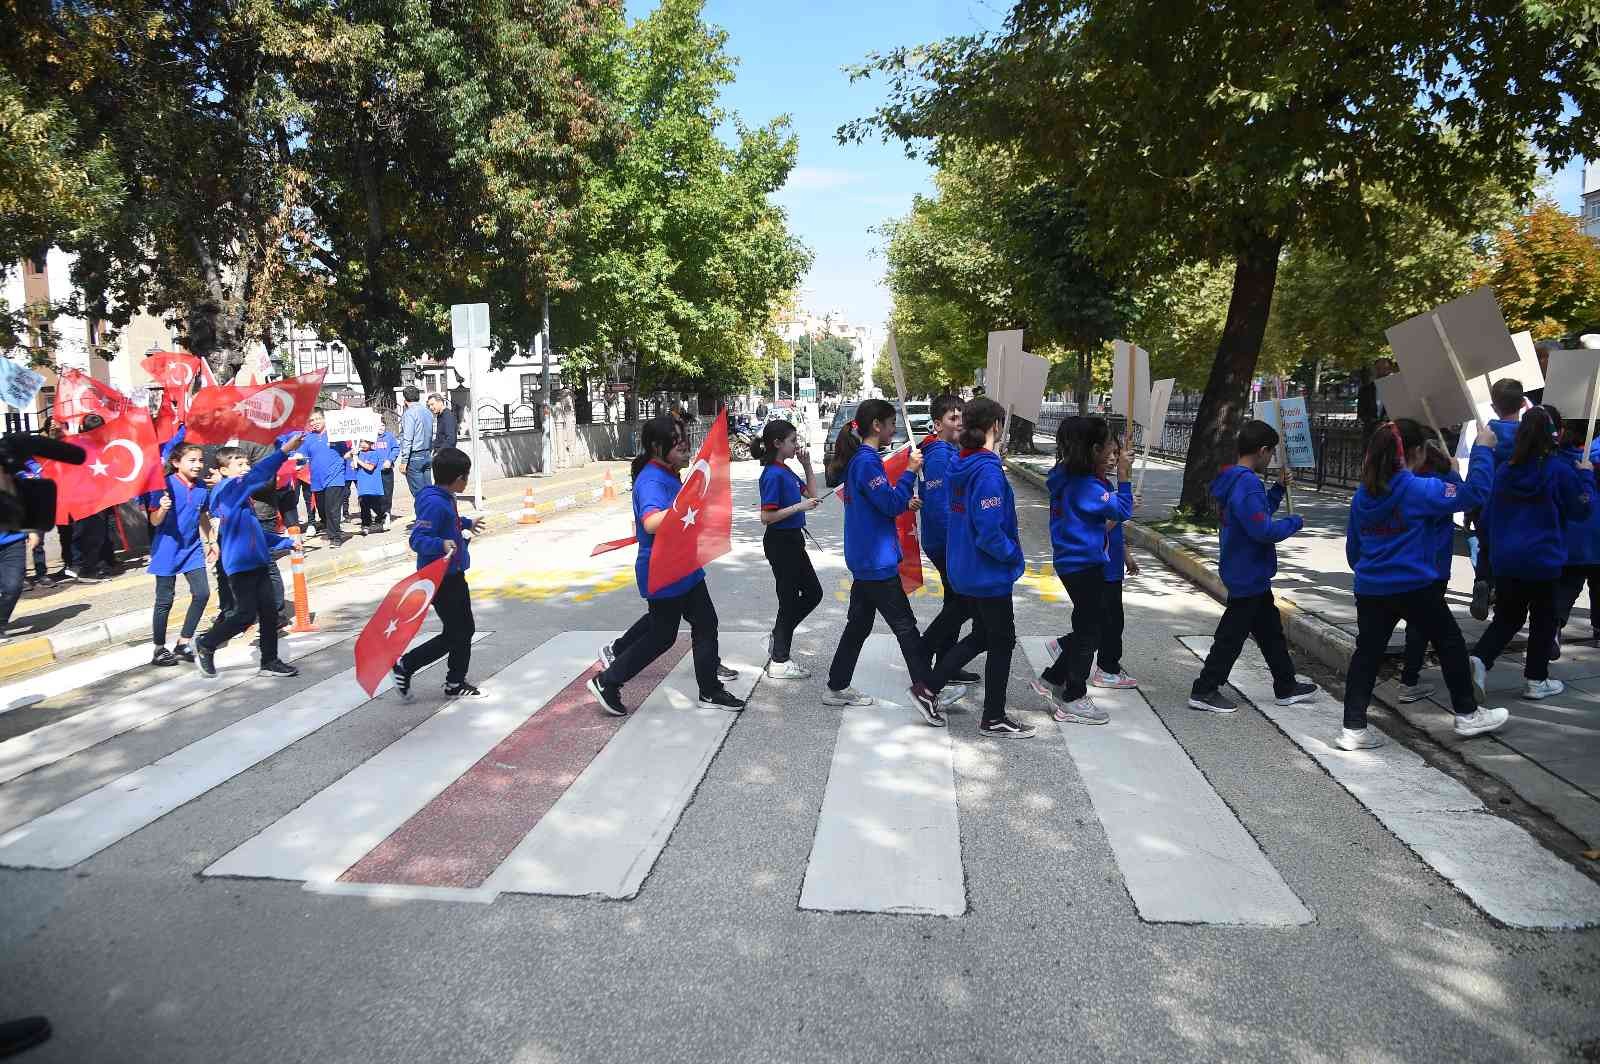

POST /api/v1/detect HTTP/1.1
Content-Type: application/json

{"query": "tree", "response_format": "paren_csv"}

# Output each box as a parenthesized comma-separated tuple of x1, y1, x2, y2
(845, 1, 1600, 515)
(791, 332, 860, 396)
(1471, 199, 1600, 337)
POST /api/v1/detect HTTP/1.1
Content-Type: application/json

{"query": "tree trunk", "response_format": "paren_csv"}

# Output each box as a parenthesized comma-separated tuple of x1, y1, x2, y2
(1177, 233, 1287, 517)
(1076, 349, 1090, 413)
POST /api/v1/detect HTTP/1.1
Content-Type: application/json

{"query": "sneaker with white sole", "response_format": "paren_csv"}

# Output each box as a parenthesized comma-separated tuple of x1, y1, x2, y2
(907, 684, 948, 727)
(1523, 677, 1564, 700)
(979, 715, 1036, 739)
(766, 659, 811, 679)
(716, 663, 738, 682)
(1336, 726, 1386, 750)
(1469, 580, 1491, 621)
(599, 640, 618, 669)
(1090, 667, 1138, 690)
(392, 662, 413, 701)
(1187, 689, 1237, 714)
(821, 686, 873, 707)
(1045, 637, 1063, 660)
(1275, 681, 1320, 705)
(1469, 655, 1488, 703)
(1052, 693, 1108, 725)
(1454, 706, 1509, 737)
(698, 688, 745, 711)
(588, 676, 627, 717)
(1396, 681, 1435, 703)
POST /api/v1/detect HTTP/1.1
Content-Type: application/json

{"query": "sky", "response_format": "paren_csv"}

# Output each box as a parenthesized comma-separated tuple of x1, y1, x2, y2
(630, 1, 1588, 337)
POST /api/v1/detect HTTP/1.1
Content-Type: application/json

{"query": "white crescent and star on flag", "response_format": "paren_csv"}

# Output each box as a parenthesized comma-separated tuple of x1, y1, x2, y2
(384, 580, 437, 638)
(88, 438, 145, 483)
(673, 458, 714, 529)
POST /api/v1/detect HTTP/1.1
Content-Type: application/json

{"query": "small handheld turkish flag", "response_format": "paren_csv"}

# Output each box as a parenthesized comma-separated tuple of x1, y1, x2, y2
(354, 556, 451, 695)
(41, 411, 163, 523)
(186, 370, 326, 444)
(896, 509, 923, 593)
(646, 407, 733, 594)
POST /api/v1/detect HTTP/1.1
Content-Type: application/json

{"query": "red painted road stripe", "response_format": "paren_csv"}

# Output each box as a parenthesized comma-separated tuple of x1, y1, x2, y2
(339, 637, 691, 889)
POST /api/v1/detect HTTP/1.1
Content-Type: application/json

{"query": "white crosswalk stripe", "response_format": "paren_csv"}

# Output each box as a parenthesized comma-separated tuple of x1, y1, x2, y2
(0, 643, 155, 716)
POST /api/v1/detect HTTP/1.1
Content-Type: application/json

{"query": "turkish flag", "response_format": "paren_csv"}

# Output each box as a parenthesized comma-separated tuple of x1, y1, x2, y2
(42, 411, 164, 522)
(354, 556, 451, 695)
(896, 510, 923, 593)
(51, 368, 131, 430)
(646, 407, 733, 594)
(591, 534, 637, 557)
(140, 351, 205, 394)
(829, 442, 913, 502)
(186, 370, 325, 444)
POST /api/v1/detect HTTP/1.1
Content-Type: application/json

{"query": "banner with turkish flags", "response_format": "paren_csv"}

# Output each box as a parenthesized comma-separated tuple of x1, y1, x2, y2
(354, 556, 451, 695)
(645, 407, 733, 594)
(142, 351, 206, 437)
(42, 410, 164, 522)
(51, 368, 132, 430)
(186, 370, 326, 444)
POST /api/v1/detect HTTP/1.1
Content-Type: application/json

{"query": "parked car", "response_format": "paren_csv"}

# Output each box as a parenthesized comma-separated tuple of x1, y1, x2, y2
(822, 401, 911, 486)
(904, 400, 932, 439)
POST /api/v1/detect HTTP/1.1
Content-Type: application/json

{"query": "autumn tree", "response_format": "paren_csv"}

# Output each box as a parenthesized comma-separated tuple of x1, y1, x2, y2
(1472, 199, 1600, 337)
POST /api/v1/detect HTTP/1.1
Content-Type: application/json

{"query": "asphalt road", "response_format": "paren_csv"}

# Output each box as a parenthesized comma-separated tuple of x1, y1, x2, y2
(1, 455, 1597, 1064)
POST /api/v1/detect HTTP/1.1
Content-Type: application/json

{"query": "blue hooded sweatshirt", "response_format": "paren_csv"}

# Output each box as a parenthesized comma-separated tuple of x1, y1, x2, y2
(1213, 465, 1302, 598)
(210, 449, 289, 575)
(1047, 466, 1133, 574)
(917, 435, 957, 557)
(1413, 468, 1464, 582)
(410, 483, 474, 576)
(146, 426, 210, 577)
(1102, 478, 1126, 582)
(945, 449, 1023, 597)
(1484, 452, 1593, 580)
(1347, 445, 1493, 595)
(295, 431, 349, 491)
(1489, 418, 1519, 469)
(842, 444, 914, 581)
(1558, 446, 1600, 566)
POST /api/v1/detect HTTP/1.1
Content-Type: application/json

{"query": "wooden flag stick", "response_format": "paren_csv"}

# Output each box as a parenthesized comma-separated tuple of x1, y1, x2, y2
(1431, 313, 1482, 432)
(1272, 376, 1294, 516)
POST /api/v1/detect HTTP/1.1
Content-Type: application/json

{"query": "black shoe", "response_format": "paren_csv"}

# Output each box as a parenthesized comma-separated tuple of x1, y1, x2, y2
(194, 643, 217, 678)
(697, 688, 745, 711)
(599, 640, 618, 669)
(74, 570, 105, 584)
(952, 669, 981, 684)
(1187, 689, 1237, 714)
(588, 676, 627, 716)
(1274, 680, 1320, 706)
(171, 644, 195, 663)
(908, 683, 947, 727)
(1470, 580, 1491, 621)
(0, 1015, 51, 1056)
(151, 647, 179, 667)
(392, 662, 413, 701)
(979, 715, 1037, 739)
(716, 663, 738, 682)
(258, 659, 298, 677)
(444, 681, 484, 698)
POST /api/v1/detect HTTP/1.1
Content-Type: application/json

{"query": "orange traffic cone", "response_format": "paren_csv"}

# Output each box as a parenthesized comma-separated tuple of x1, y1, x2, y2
(518, 485, 540, 525)
(286, 527, 317, 633)
(602, 468, 618, 502)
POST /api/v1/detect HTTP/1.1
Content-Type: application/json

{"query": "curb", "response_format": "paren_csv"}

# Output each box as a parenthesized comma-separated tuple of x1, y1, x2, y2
(0, 470, 632, 682)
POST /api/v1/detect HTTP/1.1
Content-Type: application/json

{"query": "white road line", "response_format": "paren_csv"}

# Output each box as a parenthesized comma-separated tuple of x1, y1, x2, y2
(0, 644, 155, 715)
(1180, 635, 1600, 930)
(485, 632, 766, 900)
(0, 634, 490, 869)
(0, 632, 348, 787)
(1018, 639, 1312, 926)
(301, 881, 498, 905)
(798, 634, 965, 917)
(205, 630, 615, 884)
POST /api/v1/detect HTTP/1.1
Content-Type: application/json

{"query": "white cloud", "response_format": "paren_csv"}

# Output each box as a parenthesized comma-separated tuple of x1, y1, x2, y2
(784, 166, 867, 192)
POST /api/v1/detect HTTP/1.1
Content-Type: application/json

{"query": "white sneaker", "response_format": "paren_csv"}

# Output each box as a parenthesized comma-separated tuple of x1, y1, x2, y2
(1045, 637, 1063, 660)
(821, 686, 873, 707)
(766, 659, 811, 679)
(1336, 727, 1386, 751)
(1468, 655, 1488, 703)
(1090, 667, 1138, 690)
(1454, 706, 1509, 737)
(1396, 681, 1435, 703)
(937, 686, 965, 708)
(1523, 677, 1564, 700)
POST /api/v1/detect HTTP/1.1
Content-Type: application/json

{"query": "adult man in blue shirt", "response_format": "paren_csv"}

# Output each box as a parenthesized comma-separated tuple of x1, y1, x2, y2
(397, 386, 435, 512)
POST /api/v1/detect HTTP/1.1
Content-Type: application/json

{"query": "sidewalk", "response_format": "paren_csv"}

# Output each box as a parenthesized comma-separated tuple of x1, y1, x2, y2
(1006, 445, 1600, 850)
(0, 461, 632, 678)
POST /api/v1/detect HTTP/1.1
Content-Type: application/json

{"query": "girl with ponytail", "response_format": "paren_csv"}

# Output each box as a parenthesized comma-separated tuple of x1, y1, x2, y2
(1469, 405, 1595, 704)
(1344, 419, 1500, 750)
(753, 420, 823, 678)
(145, 428, 214, 667)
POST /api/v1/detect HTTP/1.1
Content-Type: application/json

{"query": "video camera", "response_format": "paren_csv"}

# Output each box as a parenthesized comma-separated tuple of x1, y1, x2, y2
(0, 433, 87, 532)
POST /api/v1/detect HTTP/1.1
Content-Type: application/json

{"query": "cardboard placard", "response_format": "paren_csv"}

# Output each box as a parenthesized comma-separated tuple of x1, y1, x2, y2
(1542, 348, 1600, 431)
(1148, 379, 1175, 446)
(0, 358, 45, 410)
(1252, 395, 1316, 468)
(1384, 286, 1517, 396)
(1505, 331, 1546, 391)
(324, 407, 383, 443)
(985, 330, 1024, 395)
(1111, 340, 1151, 427)
(1375, 374, 1426, 423)
(1006, 349, 1051, 425)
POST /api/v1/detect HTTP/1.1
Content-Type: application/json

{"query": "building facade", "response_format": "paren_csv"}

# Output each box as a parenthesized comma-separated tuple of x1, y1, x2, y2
(1583, 160, 1600, 240)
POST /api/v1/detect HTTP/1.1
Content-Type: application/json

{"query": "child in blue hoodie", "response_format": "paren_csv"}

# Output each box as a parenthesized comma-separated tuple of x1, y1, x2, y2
(1188, 420, 1319, 714)
(752, 418, 822, 679)
(1555, 417, 1600, 638)
(820, 398, 942, 725)
(193, 433, 303, 680)
(1470, 406, 1594, 703)
(1394, 433, 1463, 703)
(391, 447, 487, 700)
(924, 398, 1034, 738)
(1034, 416, 1132, 725)
(1468, 379, 1526, 620)
(350, 439, 387, 534)
(1344, 419, 1502, 749)
(917, 395, 975, 677)
(295, 411, 350, 547)
(146, 430, 213, 666)
(1095, 435, 1141, 690)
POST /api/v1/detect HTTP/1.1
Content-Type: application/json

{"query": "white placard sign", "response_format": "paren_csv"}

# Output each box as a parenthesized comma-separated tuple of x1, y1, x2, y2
(1375, 374, 1426, 423)
(1147, 378, 1175, 448)
(1541, 349, 1600, 431)
(1385, 287, 1517, 404)
(984, 330, 1024, 397)
(451, 303, 490, 351)
(324, 407, 383, 443)
(0, 359, 45, 410)
(1252, 396, 1316, 468)
(1007, 349, 1051, 425)
(1111, 340, 1151, 427)
(1504, 331, 1546, 391)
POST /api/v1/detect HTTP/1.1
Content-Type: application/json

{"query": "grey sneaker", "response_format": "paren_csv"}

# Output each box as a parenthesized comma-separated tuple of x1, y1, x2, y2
(1523, 677, 1564, 700)
(766, 659, 811, 679)
(1396, 681, 1435, 703)
(1336, 727, 1386, 750)
(1469, 655, 1488, 703)
(1052, 693, 1108, 725)
(1275, 681, 1320, 706)
(1187, 689, 1238, 714)
(821, 686, 873, 707)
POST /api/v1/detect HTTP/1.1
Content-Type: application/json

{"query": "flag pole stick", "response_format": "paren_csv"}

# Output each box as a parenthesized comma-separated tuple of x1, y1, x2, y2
(1272, 376, 1294, 516)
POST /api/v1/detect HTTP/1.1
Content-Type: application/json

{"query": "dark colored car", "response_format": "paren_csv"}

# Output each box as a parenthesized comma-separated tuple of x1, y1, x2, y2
(822, 401, 911, 486)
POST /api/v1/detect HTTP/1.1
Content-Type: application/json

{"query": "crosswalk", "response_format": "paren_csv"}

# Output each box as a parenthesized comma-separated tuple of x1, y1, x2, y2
(0, 628, 1596, 930)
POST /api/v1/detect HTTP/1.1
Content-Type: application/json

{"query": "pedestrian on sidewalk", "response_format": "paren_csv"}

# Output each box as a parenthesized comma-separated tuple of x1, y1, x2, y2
(296, 412, 350, 547)
(1344, 419, 1504, 749)
(1395, 432, 1462, 702)
(145, 431, 212, 666)
(1469, 379, 1526, 620)
(586, 418, 744, 717)
(1033, 415, 1133, 725)
(924, 397, 1035, 738)
(391, 447, 486, 700)
(816, 399, 939, 723)
(1554, 416, 1600, 640)
(397, 387, 435, 508)
(192, 435, 304, 680)
(374, 425, 398, 529)
(1470, 405, 1593, 704)
(428, 394, 457, 452)
(1187, 419, 1320, 716)
(1094, 434, 1141, 691)
(351, 440, 386, 534)
(917, 394, 977, 684)
(752, 419, 822, 679)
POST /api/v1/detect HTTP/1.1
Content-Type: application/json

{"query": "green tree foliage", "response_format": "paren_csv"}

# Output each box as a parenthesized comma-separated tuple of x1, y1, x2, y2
(846, 0, 1600, 514)
(791, 332, 860, 396)
(1471, 199, 1600, 337)
(552, 0, 812, 404)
